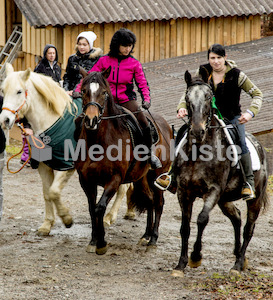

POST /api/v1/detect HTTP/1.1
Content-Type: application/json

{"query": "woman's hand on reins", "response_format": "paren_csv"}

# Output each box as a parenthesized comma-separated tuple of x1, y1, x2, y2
(177, 108, 188, 118)
(238, 112, 253, 124)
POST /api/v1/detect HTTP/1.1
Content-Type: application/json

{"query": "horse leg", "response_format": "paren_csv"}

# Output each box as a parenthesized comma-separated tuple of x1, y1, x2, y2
(189, 190, 219, 268)
(124, 183, 136, 220)
(49, 169, 75, 228)
(37, 164, 55, 236)
(146, 189, 164, 248)
(230, 201, 261, 276)
(218, 201, 242, 261)
(78, 173, 98, 253)
(103, 183, 129, 227)
(172, 195, 194, 277)
(95, 180, 121, 255)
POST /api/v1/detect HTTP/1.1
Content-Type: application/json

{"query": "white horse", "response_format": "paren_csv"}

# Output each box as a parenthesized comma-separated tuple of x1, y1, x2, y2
(0, 63, 134, 235)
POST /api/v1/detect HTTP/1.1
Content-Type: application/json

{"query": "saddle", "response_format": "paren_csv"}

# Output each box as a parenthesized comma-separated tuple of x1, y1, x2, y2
(117, 105, 159, 148)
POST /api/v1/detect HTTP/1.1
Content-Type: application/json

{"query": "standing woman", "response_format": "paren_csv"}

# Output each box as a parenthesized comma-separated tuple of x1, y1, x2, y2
(176, 43, 263, 200)
(75, 28, 161, 169)
(63, 31, 103, 96)
(0, 95, 6, 220)
(34, 44, 61, 83)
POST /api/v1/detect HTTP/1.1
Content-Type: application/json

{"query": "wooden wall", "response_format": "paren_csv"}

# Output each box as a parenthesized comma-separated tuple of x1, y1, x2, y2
(11, 14, 261, 72)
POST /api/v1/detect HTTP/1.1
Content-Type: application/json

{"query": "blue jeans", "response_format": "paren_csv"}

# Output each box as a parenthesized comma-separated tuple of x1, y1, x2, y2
(229, 116, 249, 155)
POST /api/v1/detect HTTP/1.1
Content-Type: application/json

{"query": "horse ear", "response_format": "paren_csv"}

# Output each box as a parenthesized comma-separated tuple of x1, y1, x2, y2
(21, 68, 31, 82)
(199, 66, 209, 83)
(5, 63, 14, 76)
(79, 66, 88, 78)
(184, 70, 192, 87)
(102, 66, 112, 79)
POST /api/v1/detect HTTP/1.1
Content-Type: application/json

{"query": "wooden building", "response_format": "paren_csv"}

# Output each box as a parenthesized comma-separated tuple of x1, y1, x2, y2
(1, 0, 273, 72)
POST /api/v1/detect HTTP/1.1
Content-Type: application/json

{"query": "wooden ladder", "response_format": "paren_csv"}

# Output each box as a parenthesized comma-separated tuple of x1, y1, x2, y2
(0, 26, 22, 80)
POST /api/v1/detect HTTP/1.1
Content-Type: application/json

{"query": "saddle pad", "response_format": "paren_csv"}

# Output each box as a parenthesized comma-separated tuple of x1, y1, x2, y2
(39, 98, 82, 171)
(245, 137, 261, 171)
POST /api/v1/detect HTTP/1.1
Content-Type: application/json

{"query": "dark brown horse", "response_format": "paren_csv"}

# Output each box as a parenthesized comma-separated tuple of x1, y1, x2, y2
(172, 70, 268, 277)
(75, 68, 172, 254)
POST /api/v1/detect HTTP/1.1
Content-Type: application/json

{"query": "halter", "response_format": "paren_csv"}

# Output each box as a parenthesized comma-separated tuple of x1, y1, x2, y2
(2, 90, 28, 122)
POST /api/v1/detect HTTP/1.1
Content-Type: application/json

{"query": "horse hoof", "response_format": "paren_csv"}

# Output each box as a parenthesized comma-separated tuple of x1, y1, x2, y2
(103, 220, 111, 228)
(229, 269, 241, 278)
(37, 228, 50, 236)
(62, 215, 73, 228)
(171, 270, 184, 278)
(145, 244, 157, 252)
(86, 244, 96, 253)
(138, 238, 149, 246)
(96, 244, 109, 255)
(124, 212, 136, 220)
(188, 257, 202, 268)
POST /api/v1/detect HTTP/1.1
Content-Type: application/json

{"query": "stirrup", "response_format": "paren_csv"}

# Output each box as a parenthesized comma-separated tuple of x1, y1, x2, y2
(154, 172, 171, 191)
(241, 182, 256, 201)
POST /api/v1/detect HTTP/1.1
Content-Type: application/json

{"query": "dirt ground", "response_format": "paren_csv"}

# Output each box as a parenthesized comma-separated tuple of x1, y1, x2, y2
(0, 140, 272, 300)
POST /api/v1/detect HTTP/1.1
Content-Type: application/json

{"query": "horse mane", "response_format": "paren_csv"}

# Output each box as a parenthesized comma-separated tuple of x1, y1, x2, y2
(29, 72, 74, 116)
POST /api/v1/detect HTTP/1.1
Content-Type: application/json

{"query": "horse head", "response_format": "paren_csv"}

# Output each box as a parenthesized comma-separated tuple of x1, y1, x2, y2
(0, 63, 31, 129)
(184, 68, 213, 143)
(81, 67, 112, 130)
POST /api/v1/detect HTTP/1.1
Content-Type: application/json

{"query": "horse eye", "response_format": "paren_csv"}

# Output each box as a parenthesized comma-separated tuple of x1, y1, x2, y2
(17, 90, 22, 95)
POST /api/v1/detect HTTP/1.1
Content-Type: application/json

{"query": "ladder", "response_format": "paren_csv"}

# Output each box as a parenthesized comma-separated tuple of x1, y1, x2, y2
(0, 26, 22, 80)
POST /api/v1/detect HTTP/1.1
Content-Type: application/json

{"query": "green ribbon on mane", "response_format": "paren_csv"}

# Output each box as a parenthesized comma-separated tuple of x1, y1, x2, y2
(211, 96, 223, 120)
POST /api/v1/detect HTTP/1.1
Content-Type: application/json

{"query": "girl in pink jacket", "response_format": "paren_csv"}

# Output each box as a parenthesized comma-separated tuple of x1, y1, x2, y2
(76, 28, 161, 169)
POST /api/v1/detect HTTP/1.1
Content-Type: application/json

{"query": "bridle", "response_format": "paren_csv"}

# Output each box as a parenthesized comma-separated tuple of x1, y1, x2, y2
(2, 90, 28, 122)
(82, 91, 109, 127)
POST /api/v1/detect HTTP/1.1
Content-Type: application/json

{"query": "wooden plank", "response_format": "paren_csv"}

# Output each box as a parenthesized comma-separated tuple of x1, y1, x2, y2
(63, 26, 72, 67)
(231, 16, 237, 44)
(237, 16, 245, 43)
(224, 16, 232, 46)
(40, 28, 46, 57)
(35, 29, 41, 56)
(154, 20, 160, 60)
(252, 15, 261, 40)
(30, 26, 35, 55)
(190, 19, 196, 53)
(195, 18, 202, 53)
(176, 18, 183, 56)
(145, 20, 150, 63)
(56, 27, 63, 66)
(165, 20, 170, 59)
(170, 19, 177, 58)
(22, 16, 27, 52)
(159, 21, 165, 59)
(26, 22, 31, 53)
(93, 23, 102, 50)
(0, 0, 5, 46)
(149, 21, 155, 61)
(215, 17, 224, 45)
(71, 25, 79, 52)
(6, 0, 12, 38)
(30, 53, 35, 70)
(183, 18, 191, 55)
(104, 23, 114, 57)
(50, 27, 56, 47)
(201, 18, 208, 51)
(208, 17, 215, 47)
(45, 26, 51, 45)
(139, 21, 146, 63)
(245, 16, 251, 42)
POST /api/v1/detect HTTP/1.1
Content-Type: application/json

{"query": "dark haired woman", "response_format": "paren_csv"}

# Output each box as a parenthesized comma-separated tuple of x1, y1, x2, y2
(158, 43, 263, 199)
(75, 28, 161, 169)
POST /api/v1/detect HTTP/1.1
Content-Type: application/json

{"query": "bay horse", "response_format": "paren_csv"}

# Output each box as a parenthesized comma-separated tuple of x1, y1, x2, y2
(75, 67, 172, 254)
(172, 69, 268, 277)
(0, 63, 133, 235)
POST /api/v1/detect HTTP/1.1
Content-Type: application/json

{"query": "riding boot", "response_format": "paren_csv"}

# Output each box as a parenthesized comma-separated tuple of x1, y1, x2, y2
(154, 164, 177, 194)
(240, 152, 256, 200)
(142, 125, 162, 169)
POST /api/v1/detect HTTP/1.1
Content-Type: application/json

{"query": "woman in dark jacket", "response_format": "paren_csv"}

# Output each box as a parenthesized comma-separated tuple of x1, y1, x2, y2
(63, 31, 103, 95)
(34, 44, 61, 83)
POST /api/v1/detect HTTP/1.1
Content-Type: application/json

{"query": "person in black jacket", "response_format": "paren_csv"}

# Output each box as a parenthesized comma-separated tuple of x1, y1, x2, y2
(0, 95, 6, 220)
(34, 44, 61, 83)
(63, 31, 103, 96)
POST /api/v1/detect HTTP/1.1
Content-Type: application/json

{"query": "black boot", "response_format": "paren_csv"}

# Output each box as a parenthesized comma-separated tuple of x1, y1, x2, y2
(240, 152, 256, 200)
(142, 125, 162, 169)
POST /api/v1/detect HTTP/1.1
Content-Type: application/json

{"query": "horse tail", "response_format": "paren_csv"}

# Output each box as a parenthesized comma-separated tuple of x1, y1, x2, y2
(130, 179, 154, 213)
